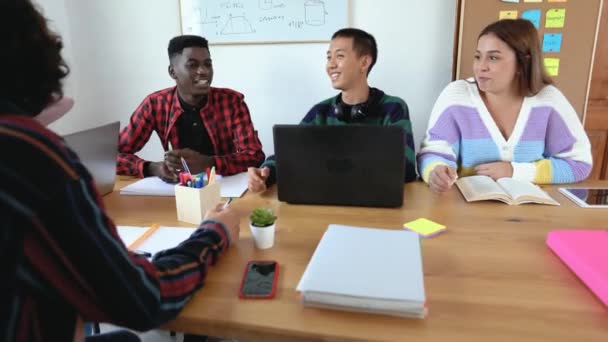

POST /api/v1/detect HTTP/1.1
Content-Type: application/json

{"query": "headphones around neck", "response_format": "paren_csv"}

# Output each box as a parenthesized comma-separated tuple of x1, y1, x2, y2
(333, 88, 381, 122)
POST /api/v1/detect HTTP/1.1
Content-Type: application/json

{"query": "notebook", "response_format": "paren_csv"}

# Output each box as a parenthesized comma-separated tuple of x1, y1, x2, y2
(120, 172, 249, 198)
(546, 230, 608, 307)
(63, 121, 120, 195)
(296, 225, 427, 318)
(273, 125, 406, 207)
(117, 225, 196, 255)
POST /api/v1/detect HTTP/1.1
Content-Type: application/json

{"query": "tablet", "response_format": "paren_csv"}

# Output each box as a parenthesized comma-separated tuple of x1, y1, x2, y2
(558, 188, 608, 208)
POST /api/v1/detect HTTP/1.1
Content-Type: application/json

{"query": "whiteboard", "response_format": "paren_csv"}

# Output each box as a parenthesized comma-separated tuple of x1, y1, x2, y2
(179, 0, 349, 44)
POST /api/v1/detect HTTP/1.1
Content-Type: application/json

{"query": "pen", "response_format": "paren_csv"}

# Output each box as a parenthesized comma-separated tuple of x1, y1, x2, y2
(133, 250, 152, 258)
(180, 157, 191, 175)
(223, 197, 233, 209)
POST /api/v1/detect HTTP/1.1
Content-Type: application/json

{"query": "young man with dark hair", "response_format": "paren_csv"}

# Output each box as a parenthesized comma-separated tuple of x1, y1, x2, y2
(117, 35, 265, 181)
(0, 2, 240, 341)
(247, 28, 417, 193)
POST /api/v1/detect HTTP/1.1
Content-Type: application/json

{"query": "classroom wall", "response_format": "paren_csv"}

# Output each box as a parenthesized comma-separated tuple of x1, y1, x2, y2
(35, 0, 456, 164)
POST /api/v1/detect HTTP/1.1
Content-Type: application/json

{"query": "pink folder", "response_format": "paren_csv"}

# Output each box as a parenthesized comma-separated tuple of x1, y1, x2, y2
(546, 230, 608, 307)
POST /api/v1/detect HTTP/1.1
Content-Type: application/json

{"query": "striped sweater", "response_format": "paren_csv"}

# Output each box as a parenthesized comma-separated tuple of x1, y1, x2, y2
(417, 80, 592, 184)
(261, 88, 417, 185)
(0, 104, 231, 341)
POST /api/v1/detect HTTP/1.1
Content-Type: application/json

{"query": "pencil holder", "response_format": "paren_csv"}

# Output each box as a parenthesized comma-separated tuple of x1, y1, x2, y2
(175, 182, 221, 224)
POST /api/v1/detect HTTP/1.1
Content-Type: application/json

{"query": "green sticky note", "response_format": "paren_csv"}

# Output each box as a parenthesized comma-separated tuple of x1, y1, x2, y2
(403, 218, 446, 238)
(545, 9, 566, 28)
(544, 58, 560, 76)
(499, 10, 518, 20)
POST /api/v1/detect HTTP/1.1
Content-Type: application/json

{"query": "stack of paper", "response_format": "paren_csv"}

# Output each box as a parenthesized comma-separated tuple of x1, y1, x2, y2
(119, 172, 249, 198)
(296, 225, 427, 318)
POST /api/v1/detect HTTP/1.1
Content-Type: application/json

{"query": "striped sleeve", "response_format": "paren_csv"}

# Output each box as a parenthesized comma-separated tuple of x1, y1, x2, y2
(512, 86, 592, 184)
(417, 81, 466, 183)
(3, 120, 230, 331)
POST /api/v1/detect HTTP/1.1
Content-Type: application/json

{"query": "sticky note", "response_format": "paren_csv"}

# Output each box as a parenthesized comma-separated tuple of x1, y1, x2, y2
(542, 33, 563, 52)
(544, 58, 560, 76)
(522, 9, 542, 28)
(499, 10, 518, 20)
(403, 218, 446, 238)
(524, 0, 543, 2)
(545, 9, 566, 28)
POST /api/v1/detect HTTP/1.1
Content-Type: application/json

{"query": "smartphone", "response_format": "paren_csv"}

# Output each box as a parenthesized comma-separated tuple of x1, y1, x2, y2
(239, 260, 279, 299)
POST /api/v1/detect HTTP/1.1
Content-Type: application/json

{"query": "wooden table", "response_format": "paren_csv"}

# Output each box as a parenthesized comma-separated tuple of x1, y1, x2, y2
(104, 177, 608, 341)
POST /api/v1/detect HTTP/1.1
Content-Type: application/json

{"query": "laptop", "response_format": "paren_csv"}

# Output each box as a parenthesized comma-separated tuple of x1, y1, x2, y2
(273, 125, 405, 207)
(63, 121, 120, 196)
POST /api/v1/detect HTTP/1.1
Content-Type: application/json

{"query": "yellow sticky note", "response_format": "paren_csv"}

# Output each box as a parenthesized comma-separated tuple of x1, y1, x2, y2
(403, 218, 446, 238)
(544, 58, 560, 76)
(545, 9, 566, 28)
(499, 10, 519, 19)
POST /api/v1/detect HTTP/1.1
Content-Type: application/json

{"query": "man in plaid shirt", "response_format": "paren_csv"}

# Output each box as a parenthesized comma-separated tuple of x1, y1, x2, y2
(117, 35, 265, 181)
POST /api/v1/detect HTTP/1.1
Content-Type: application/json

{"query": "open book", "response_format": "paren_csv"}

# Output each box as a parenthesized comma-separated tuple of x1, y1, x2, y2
(296, 225, 427, 318)
(456, 175, 559, 205)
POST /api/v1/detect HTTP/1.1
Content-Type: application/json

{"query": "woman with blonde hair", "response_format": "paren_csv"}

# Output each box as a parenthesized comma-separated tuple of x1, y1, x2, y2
(418, 19, 592, 192)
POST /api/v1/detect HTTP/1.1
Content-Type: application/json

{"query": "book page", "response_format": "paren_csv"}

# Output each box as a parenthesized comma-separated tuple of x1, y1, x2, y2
(456, 175, 510, 202)
(497, 178, 559, 205)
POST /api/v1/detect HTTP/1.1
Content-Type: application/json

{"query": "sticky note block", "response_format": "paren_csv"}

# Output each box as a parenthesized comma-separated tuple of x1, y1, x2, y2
(522, 9, 542, 28)
(542, 33, 563, 52)
(545, 9, 566, 28)
(544, 58, 560, 76)
(524, 0, 543, 2)
(403, 218, 446, 238)
(499, 10, 519, 20)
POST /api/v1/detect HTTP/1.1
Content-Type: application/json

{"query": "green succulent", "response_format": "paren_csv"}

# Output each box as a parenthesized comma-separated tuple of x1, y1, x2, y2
(250, 208, 277, 227)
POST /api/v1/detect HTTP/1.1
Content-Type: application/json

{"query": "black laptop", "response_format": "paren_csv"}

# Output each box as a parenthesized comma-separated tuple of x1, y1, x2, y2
(273, 125, 405, 207)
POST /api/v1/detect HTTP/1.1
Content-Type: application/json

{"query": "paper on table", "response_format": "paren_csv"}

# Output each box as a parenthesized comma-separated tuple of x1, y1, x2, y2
(117, 226, 197, 255)
(120, 177, 175, 196)
(120, 172, 249, 198)
(218, 172, 249, 198)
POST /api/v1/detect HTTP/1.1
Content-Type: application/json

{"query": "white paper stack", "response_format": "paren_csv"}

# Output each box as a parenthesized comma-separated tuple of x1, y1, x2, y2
(296, 224, 427, 318)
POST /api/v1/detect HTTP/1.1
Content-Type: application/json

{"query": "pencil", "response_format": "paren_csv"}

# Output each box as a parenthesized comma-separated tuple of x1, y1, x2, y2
(128, 224, 160, 250)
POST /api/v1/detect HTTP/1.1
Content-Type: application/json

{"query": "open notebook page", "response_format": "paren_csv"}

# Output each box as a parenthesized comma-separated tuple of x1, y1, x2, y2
(117, 226, 197, 255)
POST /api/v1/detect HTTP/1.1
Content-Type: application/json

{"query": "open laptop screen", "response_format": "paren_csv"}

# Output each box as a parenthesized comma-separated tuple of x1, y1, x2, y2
(63, 121, 120, 196)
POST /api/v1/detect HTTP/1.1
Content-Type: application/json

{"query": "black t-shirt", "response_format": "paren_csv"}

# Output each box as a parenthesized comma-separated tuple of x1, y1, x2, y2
(176, 95, 214, 156)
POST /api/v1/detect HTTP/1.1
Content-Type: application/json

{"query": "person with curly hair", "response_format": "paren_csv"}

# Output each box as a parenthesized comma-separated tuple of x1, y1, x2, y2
(0, 1, 241, 341)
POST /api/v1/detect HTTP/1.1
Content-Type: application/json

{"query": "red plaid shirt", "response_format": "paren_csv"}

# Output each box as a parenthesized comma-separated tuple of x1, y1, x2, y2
(117, 86, 265, 177)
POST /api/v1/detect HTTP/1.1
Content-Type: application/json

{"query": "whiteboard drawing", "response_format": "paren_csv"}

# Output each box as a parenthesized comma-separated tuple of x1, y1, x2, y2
(305, 0, 326, 26)
(259, 0, 273, 10)
(221, 14, 255, 35)
(180, 0, 347, 44)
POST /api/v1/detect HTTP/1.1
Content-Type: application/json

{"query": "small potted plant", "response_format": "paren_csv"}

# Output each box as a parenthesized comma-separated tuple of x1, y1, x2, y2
(249, 208, 277, 249)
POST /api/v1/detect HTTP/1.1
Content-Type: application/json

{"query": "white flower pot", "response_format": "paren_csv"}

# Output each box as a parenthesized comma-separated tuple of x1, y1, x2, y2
(249, 223, 276, 249)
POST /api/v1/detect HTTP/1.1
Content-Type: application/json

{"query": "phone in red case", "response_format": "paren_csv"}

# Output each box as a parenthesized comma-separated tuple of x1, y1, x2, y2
(239, 260, 279, 299)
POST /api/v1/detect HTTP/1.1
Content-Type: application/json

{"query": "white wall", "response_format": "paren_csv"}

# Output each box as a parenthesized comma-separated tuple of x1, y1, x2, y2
(37, 0, 457, 163)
